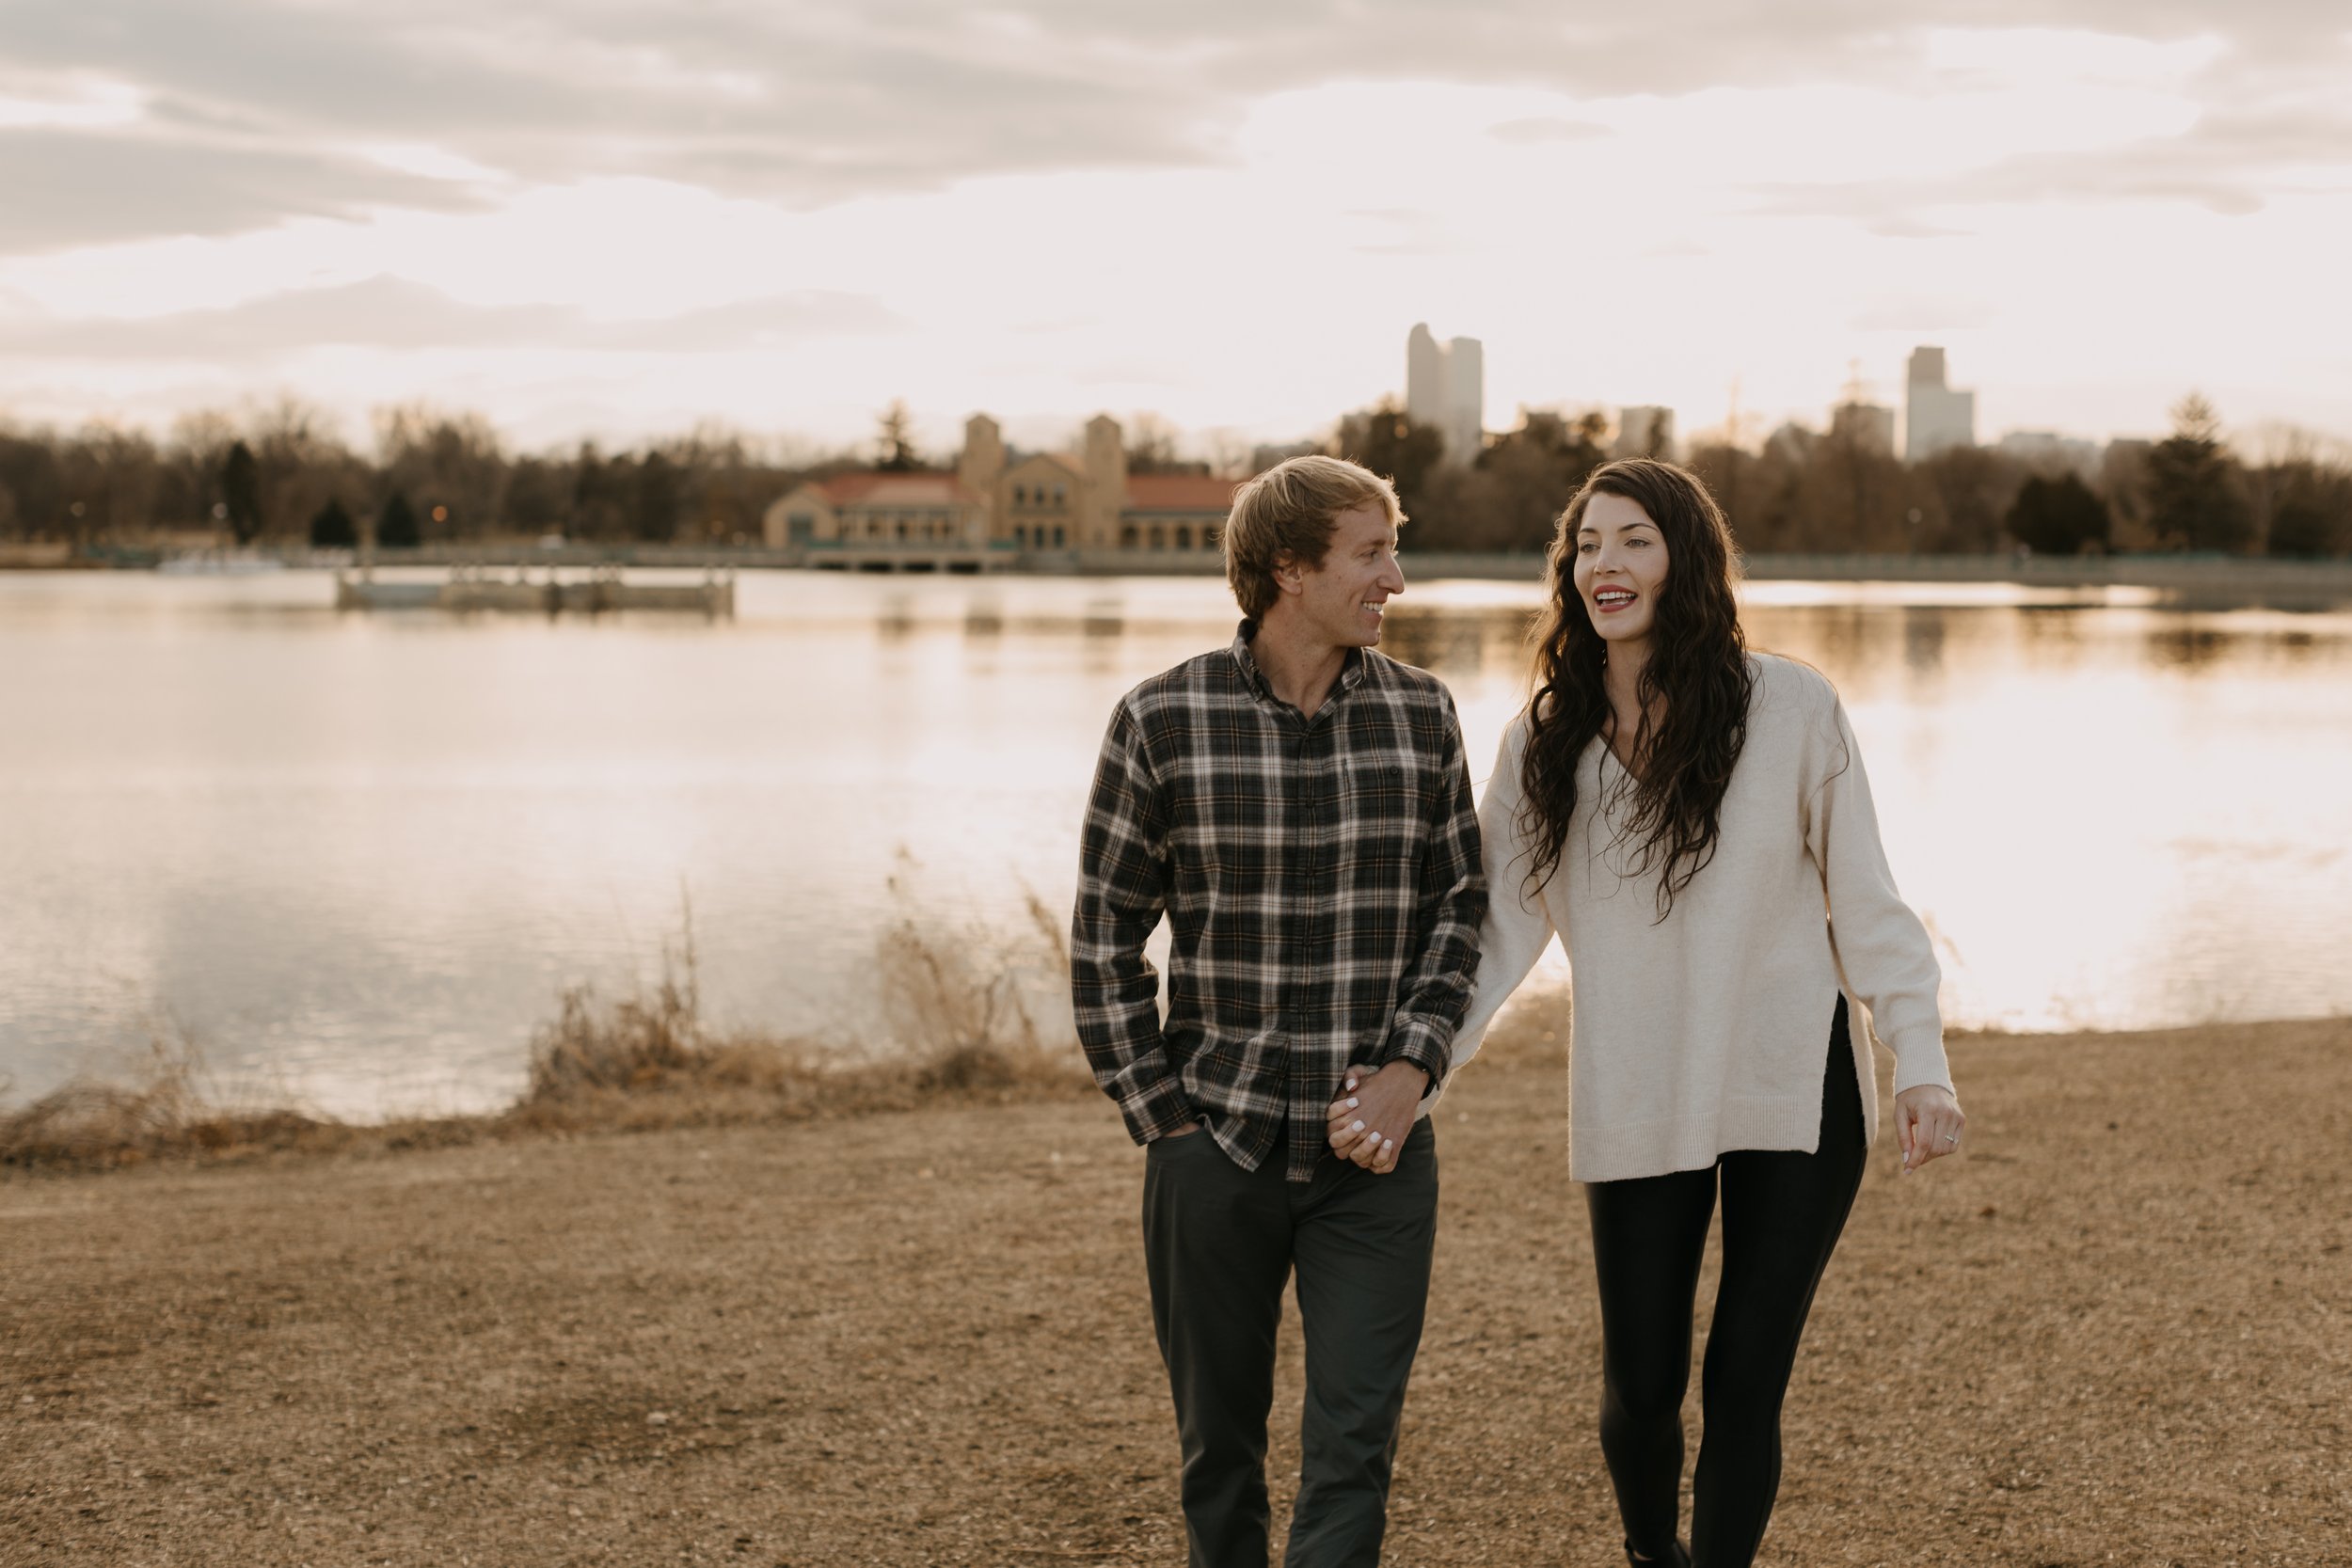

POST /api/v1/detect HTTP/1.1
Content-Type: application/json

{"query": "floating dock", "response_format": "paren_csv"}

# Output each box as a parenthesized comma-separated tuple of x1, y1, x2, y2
(334, 564, 734, 616)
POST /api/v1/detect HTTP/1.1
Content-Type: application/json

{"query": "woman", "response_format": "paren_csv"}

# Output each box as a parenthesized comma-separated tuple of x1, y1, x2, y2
(1328, 458, 1964, 1568)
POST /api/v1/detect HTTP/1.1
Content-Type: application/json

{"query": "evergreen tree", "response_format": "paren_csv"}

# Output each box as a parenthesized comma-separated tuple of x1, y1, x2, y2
(2266, 500, 2335, 558)
(2263, 461, 2352, 559)
(2145, 394, 2252, 552)
(631, 451, 683, 541)
(376, 490, 421, 549)
(221, 440, 262, 546)
(1334, 400, 1444, 507)
(2004, 473, 2109, 555)
(309, 497, 358, 549)
(875, 401, 921, 472)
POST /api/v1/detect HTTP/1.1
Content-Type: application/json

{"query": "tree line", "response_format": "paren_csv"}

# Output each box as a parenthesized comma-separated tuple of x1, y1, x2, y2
(0, 402, 842, 553)
(3, 392, 2347, 558)
(1335, 393, 2352, 559)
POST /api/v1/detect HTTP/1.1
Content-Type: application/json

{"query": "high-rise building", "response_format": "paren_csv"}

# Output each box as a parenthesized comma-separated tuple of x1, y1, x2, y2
(1904, 346, 1977, 462)
(1441, 338, 1484, 464)
(1405, 323, 1486, 463)
(1614, 405, 1677, 460)
(1830, 359, 1896, 454)
(1830, 400, 1896, 454)
(1406, 325, 1447, 429)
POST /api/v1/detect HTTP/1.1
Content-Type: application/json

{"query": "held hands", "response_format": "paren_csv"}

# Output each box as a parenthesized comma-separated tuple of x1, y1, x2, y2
(1325, 1061, 1429, 1174)
(1894, 1084, 1965, 1173)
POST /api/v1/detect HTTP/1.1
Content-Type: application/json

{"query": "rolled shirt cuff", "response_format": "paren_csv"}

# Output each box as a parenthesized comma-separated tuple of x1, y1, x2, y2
(1379, 1020, 1452, 1094)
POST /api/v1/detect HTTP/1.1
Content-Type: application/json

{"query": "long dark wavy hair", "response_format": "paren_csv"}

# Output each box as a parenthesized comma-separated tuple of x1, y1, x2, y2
(1518, 458, 1754, 920)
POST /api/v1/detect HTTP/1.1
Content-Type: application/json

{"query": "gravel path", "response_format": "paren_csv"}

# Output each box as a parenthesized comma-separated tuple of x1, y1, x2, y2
(5, 1014, 2346, 1567)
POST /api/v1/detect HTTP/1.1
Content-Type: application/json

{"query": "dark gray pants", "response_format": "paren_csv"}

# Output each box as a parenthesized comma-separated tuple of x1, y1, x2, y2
(1142, 1118, 1439, 1568)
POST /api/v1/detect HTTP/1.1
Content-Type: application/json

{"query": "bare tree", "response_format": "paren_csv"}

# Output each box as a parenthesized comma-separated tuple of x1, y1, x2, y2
(374, 404, 507, 538)
(250, 398, 359, 544)
(1127, 413, 1204, 475)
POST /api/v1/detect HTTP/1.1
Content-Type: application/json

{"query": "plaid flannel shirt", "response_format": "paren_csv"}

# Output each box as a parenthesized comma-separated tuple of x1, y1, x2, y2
(1070, 623, 1486, 1181)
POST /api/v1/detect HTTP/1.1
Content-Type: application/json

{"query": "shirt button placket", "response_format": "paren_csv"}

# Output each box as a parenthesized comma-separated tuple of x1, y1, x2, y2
(1297, 717, 1331, 1177)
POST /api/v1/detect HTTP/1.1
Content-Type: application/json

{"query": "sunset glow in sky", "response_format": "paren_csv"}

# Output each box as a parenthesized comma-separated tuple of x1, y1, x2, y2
(2, 3, 2347, 456)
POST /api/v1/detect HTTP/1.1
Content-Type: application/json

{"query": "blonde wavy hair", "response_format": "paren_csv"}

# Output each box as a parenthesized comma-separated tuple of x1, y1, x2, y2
(1221, 454, 1404, 622)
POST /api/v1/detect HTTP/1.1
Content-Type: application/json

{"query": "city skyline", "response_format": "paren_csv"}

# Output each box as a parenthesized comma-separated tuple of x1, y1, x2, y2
(1406, 324, 1486, 465)
(0, 8, 2346, 456)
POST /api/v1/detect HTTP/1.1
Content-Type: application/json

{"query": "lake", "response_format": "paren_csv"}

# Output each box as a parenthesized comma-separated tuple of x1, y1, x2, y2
(3, 568, 2348, 1118)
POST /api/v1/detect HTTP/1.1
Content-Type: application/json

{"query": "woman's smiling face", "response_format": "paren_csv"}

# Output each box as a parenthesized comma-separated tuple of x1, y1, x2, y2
(1573, 489, 1670, 650)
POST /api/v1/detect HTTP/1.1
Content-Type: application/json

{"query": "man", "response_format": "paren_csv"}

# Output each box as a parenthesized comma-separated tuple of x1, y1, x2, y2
(1070, 454, 1486, 1568)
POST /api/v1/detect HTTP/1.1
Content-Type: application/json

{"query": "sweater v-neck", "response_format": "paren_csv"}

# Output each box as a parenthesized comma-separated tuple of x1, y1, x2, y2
(1595, 721, 1645, 784)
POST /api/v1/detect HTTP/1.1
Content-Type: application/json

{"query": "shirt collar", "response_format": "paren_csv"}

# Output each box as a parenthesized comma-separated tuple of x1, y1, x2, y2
(1229, 620, 1369, 708)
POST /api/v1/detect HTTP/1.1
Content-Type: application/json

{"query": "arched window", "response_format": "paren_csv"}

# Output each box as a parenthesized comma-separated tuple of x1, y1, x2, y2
(1120, 524, 1139, 547)
(1053, 484, 1066, 505)
(1052, 525, 1066, 546)
(1203, 524, 1221, 548)
(1014, 485, 1027, 505)
(1014, 525, 1027, 546)
(1174, 524, 1192, 549)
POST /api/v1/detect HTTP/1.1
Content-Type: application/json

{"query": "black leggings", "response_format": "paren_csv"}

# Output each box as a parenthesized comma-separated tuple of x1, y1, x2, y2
(1582, 996, 1867, 1568)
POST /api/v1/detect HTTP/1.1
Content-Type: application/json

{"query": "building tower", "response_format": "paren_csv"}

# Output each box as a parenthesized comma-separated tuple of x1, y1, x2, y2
(1830, 360, 1896, 454)
(1406, 324, 1446, 430)
(1442, 335, 1484, 464)
(1904, 346, 1977, 462)
(1405, 324, 1485, 464)
(1083, 413, 1127, 549)
(959, 414, 1004, 545)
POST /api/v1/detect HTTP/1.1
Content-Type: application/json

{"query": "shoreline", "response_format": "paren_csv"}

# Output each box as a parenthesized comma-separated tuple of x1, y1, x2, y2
(4, 1013, 2346, 1564)
(0, 1029, 1086, 1177)
(6, 1007, 2344, 1179)
(11, 548, 2352, 606)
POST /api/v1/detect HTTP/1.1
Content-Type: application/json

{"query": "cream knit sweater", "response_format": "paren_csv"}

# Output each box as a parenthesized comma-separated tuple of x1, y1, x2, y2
(1445, 653, 1949, 1181)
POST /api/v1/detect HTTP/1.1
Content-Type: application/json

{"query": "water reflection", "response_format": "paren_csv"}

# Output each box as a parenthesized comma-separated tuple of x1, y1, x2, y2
(875, 595, 916, 642)
(1378, 606, 1514, 677)
(2147, 625, 2238, 668)
(2, 569, 2349, 1119)
(1081, 598, 1124, 638)
(1899, 606, 1947, 677)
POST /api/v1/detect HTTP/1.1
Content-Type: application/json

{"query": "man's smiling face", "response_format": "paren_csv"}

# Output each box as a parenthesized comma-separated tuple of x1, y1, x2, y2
(1290, 501, 1406, 648)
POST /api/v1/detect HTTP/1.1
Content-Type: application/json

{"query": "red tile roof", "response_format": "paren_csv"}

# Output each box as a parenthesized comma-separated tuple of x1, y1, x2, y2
(817, 472, 977, 507)
(1123, 474, 1238, 514)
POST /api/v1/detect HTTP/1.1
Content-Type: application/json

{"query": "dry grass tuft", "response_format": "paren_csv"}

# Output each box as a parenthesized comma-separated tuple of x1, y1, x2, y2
(0, 1028, 363, 1171)
(501, 883, 1087, 1137)
(2, 880, 1091, 1175)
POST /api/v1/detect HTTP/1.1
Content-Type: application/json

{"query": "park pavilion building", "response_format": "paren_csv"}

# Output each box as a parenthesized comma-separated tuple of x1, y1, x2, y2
(763, 414, 1233, 556)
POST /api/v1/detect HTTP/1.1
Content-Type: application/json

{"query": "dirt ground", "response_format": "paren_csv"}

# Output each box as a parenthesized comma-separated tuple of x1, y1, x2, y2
(4, 1012, 2347, 1568)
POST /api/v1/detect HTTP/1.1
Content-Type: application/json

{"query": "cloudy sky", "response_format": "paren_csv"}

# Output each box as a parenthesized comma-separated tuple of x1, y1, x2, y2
(1, 1, 2346, 457)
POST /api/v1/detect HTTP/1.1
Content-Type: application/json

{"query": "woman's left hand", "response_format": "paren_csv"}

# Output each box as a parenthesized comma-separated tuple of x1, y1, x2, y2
(1894, 1084, 1965, 1173)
